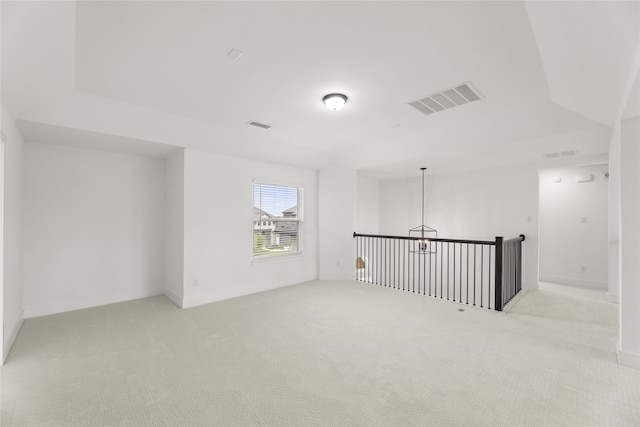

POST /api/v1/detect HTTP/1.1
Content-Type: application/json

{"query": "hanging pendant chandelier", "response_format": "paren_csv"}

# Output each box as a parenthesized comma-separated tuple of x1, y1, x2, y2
(409, 167, 437, 254)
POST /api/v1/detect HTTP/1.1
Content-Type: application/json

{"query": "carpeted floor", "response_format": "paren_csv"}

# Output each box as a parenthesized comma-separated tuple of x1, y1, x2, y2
(1, 280, 639, 426)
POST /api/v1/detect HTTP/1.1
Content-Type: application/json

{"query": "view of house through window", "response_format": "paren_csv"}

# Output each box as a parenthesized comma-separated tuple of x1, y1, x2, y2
(253, 183, 302, 258)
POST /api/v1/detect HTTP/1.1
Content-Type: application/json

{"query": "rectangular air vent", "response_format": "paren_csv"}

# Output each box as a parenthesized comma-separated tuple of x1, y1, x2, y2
(227, 48, 243, 60)
(543, 150, 578, 159)
(248, 121, 271, 129)
(575, 174, 594, 183)
(408, 82, 483, 117)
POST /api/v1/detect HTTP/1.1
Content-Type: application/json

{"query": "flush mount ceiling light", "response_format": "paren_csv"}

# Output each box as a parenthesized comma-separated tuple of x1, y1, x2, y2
(322, 93, 348, 111)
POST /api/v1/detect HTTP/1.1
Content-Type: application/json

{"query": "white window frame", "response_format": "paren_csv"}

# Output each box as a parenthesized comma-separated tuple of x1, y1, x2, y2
(252, 181, 303, 261)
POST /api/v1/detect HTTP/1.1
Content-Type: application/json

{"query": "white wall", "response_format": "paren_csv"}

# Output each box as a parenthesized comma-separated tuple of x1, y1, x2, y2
(181, 150, 317, 308)
(379, 165, 541, 288)
(609, 124, 621, 302)
(355, 176, 379, 235)
(318, 164, 356, 280)
(1, 0, 3, 364)
(1, 107, 24, 362)
(23, 142, 165, 317)
(538, 164, 609, 290)
(618, 116, 640, 369)
(164, 149, 185, 306)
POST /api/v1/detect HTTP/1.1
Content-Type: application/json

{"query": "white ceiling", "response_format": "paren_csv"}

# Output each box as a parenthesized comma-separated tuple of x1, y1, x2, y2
(622, 70, 640, 120)
(2, 1, 639, 179)
(526, 1, 640, 126)
(16, 120, 181, 159)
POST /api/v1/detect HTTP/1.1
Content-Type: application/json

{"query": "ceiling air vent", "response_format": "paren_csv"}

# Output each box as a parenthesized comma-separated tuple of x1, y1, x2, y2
(408, 82, 483, 116)
(543, 150, 578, 159)
(247, 121, 271, 129)
(227, 48, 243, 60)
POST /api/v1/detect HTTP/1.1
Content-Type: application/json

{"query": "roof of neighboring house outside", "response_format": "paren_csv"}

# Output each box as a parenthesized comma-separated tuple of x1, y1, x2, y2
(282, 205, 297, 217)
(254, 207, 273, 218)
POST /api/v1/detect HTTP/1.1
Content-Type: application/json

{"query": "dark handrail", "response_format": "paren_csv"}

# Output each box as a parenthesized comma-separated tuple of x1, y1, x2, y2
(353, 232, 496, 246)
(500, 235, 525, 309)
(353, 232, 526, 311)
(504, 234, 526, 244)
(495, 237, 504, 310)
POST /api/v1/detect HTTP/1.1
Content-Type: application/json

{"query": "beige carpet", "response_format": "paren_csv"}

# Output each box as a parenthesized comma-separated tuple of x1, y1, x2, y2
(1, 280, 639, 426)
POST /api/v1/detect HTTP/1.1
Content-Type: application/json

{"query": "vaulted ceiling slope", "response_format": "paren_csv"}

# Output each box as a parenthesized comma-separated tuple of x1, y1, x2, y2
(2, 1, 638, 177)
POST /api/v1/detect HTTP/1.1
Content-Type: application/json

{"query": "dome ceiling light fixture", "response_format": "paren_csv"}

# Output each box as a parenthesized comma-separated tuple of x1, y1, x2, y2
(322, 93, 348, 111)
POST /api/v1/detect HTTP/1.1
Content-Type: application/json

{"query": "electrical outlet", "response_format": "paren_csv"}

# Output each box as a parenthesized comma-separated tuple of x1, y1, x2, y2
(580, 266, 587, 273)
(193, 279, 199, 287)
(580, 217, 587, 224)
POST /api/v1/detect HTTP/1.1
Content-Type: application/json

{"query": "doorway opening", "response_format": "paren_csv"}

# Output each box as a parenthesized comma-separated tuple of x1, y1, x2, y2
(0, 134, 5, 363)
(538, 164, 609, 292)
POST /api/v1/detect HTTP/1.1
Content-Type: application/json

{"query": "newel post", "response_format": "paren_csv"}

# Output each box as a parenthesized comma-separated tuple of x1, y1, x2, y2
(494, 236, 504, 311)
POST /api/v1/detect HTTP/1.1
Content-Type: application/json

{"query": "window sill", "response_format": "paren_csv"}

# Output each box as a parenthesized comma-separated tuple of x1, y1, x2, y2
(251, 252, 304, 266)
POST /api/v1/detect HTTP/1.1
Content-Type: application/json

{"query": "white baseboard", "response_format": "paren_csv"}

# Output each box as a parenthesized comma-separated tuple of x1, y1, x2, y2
(164, 289, 183, 308)
(502, 289, 527, 313)
(3, 310, 24, 364)
(182, 287, 264, 309)
(617, 342, 640, 370)
(182, 293, 228, 309)
(181, 280, 313, 309)
(24, 288, 163, 319)
(539, 275, 607, 291)
(318, 272, 355, 281)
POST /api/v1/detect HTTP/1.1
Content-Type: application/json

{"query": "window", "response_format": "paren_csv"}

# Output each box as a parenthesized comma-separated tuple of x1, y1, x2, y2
(253, 183, 303, 258)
